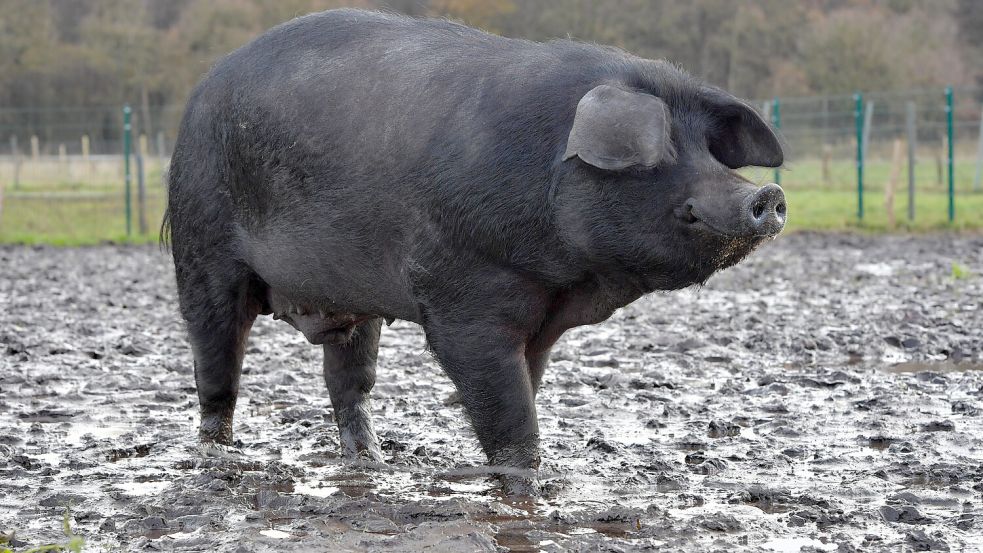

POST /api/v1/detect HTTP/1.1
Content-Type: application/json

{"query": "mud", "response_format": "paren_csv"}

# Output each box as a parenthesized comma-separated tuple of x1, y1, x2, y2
(1, 232, 981, 552)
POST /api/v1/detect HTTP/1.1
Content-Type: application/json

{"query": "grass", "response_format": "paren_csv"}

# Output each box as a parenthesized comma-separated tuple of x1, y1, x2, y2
(783, 189, 983, 232)
(0, 191, 165, 246)
(952, 262, 972, 280)
(0, 509, 85, 553)
(1, 157, 981, 245)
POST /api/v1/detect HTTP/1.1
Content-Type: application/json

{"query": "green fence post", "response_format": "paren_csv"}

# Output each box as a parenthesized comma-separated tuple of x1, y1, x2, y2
(945, 87, 954, 222)
(854, 93, 864, 220)
(771, 97, 781, 186)
(123, 105, 132, 236)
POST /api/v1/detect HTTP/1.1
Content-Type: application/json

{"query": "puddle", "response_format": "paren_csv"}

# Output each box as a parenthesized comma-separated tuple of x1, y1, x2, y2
(494, 530, 540, 552)
(487, 516, 636, 553)
(259, 529, 292, 539)
(294, 482, 339, 498)
(65, 421, 131, 446)
(854, 262, 895, 277)
(118, 481, 170, 496)
(762, 537, 837, 552)
(885, 360, 983, 373)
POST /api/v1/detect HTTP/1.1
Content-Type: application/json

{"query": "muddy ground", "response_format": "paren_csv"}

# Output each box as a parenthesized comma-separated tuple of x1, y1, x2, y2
(1, 232, 981, 552)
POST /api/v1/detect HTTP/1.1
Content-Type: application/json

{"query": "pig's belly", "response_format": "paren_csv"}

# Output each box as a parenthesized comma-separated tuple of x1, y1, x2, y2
(243, 233, 422, 337)
(264, 287, 380, 345)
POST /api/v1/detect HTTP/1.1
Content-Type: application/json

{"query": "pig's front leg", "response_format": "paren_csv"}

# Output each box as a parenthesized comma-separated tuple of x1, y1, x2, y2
(424, 312, 541, 496)
(322, 318, 384, 462)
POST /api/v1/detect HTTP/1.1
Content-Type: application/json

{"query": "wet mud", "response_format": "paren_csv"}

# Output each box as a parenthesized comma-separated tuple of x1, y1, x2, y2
(1, 232, 981, 551)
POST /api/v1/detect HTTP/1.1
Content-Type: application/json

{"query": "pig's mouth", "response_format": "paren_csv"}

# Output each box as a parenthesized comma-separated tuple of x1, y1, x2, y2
(676, 202, 744, 239)
(670, 199, 777, 282)
(680, 209, 731, 238)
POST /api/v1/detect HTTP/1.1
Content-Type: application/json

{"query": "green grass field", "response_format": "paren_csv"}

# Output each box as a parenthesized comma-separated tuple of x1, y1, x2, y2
(0, 192, 166, 245)
(1, 157, 981, 246)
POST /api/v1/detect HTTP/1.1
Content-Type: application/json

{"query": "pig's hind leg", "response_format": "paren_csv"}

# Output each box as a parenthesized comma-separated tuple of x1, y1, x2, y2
(176, 261, 265, 446)
(322, 318, 384, 462)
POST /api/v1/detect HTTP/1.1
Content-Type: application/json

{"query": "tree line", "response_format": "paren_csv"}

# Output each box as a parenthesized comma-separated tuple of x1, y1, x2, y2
(1, 0, 980, 143)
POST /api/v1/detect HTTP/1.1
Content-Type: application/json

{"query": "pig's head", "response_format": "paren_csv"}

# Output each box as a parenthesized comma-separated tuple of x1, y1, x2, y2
(557, 77, 786, 291)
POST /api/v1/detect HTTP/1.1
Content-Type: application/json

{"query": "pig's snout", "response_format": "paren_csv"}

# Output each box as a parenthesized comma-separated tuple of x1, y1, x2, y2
(746, 183, 786, 237)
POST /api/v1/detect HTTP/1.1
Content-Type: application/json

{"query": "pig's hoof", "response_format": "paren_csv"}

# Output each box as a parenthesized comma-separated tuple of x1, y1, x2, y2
(345, 443, 384, 464)
(199, 441, 243, 459)
(198, 415, 234, 445)
(340, 435, 384, 464)
(492, 464, 541, 497)
(355, 447, 384, 464)
(500, 473, 541, 498)
(338, 413, 384, 463)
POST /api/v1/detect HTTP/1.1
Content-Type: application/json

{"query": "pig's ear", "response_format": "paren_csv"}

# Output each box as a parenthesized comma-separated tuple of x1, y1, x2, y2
(701, 87, 784, 169)
(563, 85, 674, 171)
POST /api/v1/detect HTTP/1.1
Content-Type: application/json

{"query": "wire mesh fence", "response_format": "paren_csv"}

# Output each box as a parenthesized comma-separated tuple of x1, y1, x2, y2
(760, 87, 983, 192)
(1, 86, 982, 243)
(740, 87, 983, 230)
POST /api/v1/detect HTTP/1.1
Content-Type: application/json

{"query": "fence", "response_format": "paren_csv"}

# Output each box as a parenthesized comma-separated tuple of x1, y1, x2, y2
(754, 86, 983, 229)
(0, 104, 179, 243)
(1, 86, 982, 243)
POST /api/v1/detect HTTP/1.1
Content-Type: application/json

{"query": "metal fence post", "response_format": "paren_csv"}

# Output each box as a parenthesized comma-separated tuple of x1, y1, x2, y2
(124, 104, 133, 236)
(945, 87, 954, 222)
(906, 101, 917, 221)
(854, 93, 864, 220)
(862, 100, 874, 163)
(975, 106, 983, 193)
(771, 97, 781, 186)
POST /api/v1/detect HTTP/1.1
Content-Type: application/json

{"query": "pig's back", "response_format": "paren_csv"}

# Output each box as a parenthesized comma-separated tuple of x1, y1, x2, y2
(200, 8, 624, 213)
(184, 9, 634, 308)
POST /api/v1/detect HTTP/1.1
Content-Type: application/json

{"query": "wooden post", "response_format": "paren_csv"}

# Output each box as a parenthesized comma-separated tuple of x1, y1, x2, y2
(136, 153, 147, 235)
(30, 135, 39, 160)
(974, 107, 983, 192)
(156, 131, 165, 160)
(58, 143, 67, 178)
(906, 102, 917, 220)
(771, 97, 781, 186)
(886, 138, 903, 230)
(821, 96, 829, 147)
(81, 134, 91, 176)
(138, 134, 149, 184)
(10, 136, 20, 189)
(936, 137, 945, 189)
(822, 144, 832, 186)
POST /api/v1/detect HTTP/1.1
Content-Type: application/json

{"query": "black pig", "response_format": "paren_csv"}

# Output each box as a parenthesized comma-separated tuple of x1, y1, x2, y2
(164, 9, 786, 495)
